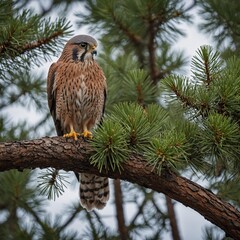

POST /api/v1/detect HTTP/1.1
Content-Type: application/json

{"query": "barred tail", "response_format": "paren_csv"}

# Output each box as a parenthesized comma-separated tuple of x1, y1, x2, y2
(79, 173, 109, 211)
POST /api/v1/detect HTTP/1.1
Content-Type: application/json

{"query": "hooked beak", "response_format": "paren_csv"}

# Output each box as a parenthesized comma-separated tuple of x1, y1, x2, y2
(92, 50, 97, 56)
(91, 45, 97, 56)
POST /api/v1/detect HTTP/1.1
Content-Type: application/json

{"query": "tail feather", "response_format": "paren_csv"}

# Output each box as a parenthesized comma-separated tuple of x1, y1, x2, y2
(79, 173, 109, 211)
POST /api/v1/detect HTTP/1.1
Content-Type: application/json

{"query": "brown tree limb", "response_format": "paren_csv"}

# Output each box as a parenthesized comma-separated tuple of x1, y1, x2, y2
(109, 9, 145, 67)
(113, 179, 128, 240)
(147, 17, 159, 85)
(165, 196, 181, 240)
(0, 136, 239, 239)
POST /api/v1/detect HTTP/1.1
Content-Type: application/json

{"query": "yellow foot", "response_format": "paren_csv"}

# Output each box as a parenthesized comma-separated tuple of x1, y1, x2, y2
(63, 130, 80, 141)
(81, 130, 93, 139)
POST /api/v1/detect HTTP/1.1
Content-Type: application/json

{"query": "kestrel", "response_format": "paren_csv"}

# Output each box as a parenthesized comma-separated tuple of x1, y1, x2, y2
(47, 35, 109, 211)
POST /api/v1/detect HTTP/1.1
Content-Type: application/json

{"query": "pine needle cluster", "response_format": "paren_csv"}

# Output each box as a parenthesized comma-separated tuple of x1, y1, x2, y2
(197, 0, 240, 57)
(161, 46, 240, 175)
(91, 102, 172, 173)
(38, 168, 70, 200)
(90, 45, 240, 179)
(0, 2, 72, 76)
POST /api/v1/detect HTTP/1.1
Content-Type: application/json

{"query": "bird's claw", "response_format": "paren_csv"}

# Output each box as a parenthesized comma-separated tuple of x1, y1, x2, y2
(82, 130, 93, 139)
(63, 130, 80, 141)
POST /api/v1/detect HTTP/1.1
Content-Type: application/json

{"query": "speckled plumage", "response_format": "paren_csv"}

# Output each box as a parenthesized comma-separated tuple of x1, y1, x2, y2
(47, 35, 109, 211)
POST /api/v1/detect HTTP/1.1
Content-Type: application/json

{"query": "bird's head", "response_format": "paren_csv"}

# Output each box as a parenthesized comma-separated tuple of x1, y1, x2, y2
(61, 35, 98, 62)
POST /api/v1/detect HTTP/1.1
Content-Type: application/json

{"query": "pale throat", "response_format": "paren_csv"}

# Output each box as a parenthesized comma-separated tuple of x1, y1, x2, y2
(79, 51, 94, 62)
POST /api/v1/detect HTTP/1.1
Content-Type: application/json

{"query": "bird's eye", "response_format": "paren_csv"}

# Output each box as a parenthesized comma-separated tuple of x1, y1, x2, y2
(80, 43, 87, 48)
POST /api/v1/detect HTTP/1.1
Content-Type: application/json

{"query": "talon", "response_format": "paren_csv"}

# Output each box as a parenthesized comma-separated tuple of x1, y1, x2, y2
(63, 129, 80, 141)
(82, 130, 93, 139)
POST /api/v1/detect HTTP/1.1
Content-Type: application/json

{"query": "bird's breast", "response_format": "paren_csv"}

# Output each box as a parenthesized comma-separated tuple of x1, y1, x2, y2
(58, 61, 105, 112)
(75, 80, 87, 108)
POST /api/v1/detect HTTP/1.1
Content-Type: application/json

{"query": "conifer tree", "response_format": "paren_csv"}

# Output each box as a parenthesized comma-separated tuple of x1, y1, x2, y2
(0, 0, 240, 240)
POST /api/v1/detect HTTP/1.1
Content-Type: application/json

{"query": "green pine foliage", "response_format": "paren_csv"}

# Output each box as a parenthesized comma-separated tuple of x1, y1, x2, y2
(111, 103, 157, 149)
(38, 168, 70, 200)
(200, 113, 239, 166)
(214, 57, 240, 118)
(122, 69, 157, 105)
(191, 45, 223, 85)
(0, 0, 72, 140)
(197, 0, 240, 58)
(90, 119, 129, 172)
(0, 170, 44, 239)
(0, 6, 71, 75)
(91, 102, 170, 172)
(145, 131, 189, 173)
(161, 46, 240, 175)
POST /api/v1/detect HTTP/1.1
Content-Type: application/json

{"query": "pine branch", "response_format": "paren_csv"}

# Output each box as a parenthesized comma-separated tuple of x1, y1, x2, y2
(184, 0, 197, 13)
(109, 10, 145, 66)
(111, 13, 142, 46)
(23, 201, 48, 232)
(0, 10, 72, 72)
(162, 75, 199, 110)
(0, 136, 239, 239)
(16, 31, 67, 56)
(58, 204, 82, 232)
(129, 193, 148, 226)
(147, 16, 160, 84)
(0, 27, 70, 60)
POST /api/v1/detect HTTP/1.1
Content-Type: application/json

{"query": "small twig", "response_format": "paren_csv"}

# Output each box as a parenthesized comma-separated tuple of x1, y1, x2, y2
(184, 0, 197, 13)
(113, 179, 128, 240)
(165, 196, 181, 240)
(129, 191, 149, 226)
(59, 204, 82, 231)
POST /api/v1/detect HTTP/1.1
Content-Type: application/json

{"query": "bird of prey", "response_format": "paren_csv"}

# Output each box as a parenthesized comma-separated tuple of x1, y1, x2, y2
(47, 35, 109, 211)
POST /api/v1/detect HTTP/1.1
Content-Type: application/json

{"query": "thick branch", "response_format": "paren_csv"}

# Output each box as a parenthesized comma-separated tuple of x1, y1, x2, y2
(0, 137, 239, 239)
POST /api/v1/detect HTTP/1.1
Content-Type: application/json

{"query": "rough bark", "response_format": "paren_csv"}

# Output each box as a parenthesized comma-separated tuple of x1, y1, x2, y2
(0, 136, 239, 239)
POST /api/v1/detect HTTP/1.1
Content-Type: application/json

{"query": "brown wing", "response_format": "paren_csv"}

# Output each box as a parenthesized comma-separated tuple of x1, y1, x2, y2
(99, 87, 107, 126)
(47, 62, 63, 136)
